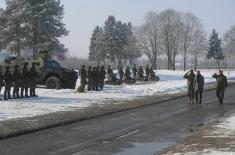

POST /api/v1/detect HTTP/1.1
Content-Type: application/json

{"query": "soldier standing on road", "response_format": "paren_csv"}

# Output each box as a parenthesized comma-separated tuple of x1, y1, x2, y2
(12, 65, 21, 99)
(145, 65, 150, 81)
(4, 66, 12, 100)
(193, 71, 204, 104)
(30, 63, 39, 97)
(0, 65, 3, 100)
(100, 66, 106, 90)
(184, 70, 196, 104)
(21, 62, 30, 98)
(95, 67, 100, 91)
(212, 70, 228, 104)
(79, 65, 87, 93)
(87, 66, 92, 91)
(132, 64, 137, 82)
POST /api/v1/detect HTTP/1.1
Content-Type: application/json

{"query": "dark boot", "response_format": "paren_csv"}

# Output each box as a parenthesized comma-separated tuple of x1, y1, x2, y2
(13, 92, 16, 99)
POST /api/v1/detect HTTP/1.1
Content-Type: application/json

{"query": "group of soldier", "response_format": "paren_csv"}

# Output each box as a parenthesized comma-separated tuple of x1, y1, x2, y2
(0, 62, 39, 100)
(184, 70, 228, 105)
(107, 64, 157, 82)
(79, 64, 158, 92)
(79, 65, 107, 92)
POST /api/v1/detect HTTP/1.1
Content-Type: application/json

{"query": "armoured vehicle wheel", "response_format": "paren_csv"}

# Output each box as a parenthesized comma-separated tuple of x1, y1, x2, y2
(46, 76, 61, 89)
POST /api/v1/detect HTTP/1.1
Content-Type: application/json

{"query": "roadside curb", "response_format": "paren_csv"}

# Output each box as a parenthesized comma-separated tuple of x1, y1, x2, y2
(0, 82, 234, 140)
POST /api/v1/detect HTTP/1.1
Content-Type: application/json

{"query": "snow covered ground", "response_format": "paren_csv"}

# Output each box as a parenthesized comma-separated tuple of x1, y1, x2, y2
(171, 112, 235, 155)
(0, 69, 235, 121)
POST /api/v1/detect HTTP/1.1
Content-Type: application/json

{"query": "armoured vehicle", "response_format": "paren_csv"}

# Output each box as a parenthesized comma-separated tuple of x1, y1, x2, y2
(0, 51, 78, 89)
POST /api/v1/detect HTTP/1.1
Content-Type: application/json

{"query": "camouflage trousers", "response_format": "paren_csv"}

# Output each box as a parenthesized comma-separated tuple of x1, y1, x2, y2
(0, 80, 3, 92)
(4, 81, 12, 99)
(13, 81, 20, 98)
(21, 81, 29, 97)
(30, 80, 37, 96)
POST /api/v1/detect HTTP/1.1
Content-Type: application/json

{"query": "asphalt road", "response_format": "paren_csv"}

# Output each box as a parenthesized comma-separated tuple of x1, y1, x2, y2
(1, 85, 235, 155)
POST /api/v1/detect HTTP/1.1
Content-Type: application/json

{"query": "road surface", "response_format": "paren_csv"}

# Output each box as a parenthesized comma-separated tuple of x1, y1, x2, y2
(0, 85, 235, 155)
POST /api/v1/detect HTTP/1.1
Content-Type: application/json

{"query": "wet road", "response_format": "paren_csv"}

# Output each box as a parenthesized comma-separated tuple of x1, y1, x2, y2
(0, 85, 235, 155)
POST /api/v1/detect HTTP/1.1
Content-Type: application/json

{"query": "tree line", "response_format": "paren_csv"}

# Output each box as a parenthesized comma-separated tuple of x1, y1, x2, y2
(90, 9, 233, 71)
(89, 16, 141, 68)
(0, 0, 68, 59)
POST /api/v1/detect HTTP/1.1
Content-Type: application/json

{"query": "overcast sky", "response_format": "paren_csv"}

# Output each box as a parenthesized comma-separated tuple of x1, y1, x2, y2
(1, 0, 235, 58)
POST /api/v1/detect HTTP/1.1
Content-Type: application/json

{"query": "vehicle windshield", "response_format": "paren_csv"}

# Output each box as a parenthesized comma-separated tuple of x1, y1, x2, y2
(44, 60, 62, 69)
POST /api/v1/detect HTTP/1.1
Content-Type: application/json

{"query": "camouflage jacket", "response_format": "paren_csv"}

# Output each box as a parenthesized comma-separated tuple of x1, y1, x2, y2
(184, 72, 195, 90)
(212, 74, 228, 88)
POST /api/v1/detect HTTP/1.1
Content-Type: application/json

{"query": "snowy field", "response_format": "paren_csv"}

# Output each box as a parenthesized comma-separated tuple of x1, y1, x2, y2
(0, 69, 235, 121)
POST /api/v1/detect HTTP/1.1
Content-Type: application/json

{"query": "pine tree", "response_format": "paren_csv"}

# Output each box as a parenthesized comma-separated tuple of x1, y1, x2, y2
(103, 16, 117, 65)
(207, 29, 224, 69)
(89, 26, 100, 61)
(2, 0, 69, 59)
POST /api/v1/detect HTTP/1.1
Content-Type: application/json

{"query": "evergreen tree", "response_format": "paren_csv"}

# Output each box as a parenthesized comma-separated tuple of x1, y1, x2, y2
(89, 26, 100, 61)
(207, 29, 224, 69)
(103, 16, 117, 64)
(2, 0, 69, 58)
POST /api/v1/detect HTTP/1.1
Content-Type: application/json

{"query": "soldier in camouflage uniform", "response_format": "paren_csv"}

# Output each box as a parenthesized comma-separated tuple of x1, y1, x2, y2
(21, 62, 30, 98)
(118, 66, 124, 82)
(87, 66, 92, 91)
(30, 63, 39, 97)
(212, 70, 228, 104)
(99, 66, 106, 90)
(12, 65, 21, 99)
(0, 65, 3, 100)
(132, 64, 137, 82)
(145, 65, 150, 81)
(107, 65, 114, 81)
(4, 66, 12, 100)
(184, 70, 196, 104)
(138, 66, 144, 80)
(79, 65, 87, 92)
(124, 66, 131, 81)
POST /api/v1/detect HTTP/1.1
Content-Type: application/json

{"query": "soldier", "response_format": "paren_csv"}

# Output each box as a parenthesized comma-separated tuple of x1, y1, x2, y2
(30, 63, 39, 97)
(107, 65, 114, 81)
(145, 65, 150, 81)
(124, 66, 131, 81)
(96, 66, 101, 89)
(91, 67, 96, 91)
(21, 62, 30, 98)
(149, 66, 156, 80)
(87, 66, 92, 91)
(12, 65, 21, 99)
(95, 67, 100, 91)
(79, 65, 87, 92)
(3, 66, 12, 100)
(0, 65, 3, 100)
(193, 71, 204, 104)
(212, 70, 228, 104)
(184, 70, 195, 104)
(118, 66, 124, 82)
(132, 64, 138, 82)
(100, 66, 106, 90)
(138, 66, 144, 80)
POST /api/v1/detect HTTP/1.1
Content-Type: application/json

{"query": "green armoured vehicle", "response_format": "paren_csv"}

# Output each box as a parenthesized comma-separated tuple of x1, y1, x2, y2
(1, 51, 78, 89)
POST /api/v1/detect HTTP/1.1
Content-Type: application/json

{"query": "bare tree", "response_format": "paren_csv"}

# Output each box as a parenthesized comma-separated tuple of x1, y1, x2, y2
(189, 29, 207, 71)
(158, 9, 182, 70)
(134, 11, 161, 69)
(181, 12, 202, 71)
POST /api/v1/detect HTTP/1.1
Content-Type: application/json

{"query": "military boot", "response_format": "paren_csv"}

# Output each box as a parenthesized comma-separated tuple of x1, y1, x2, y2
(13, 92, 16, 99)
